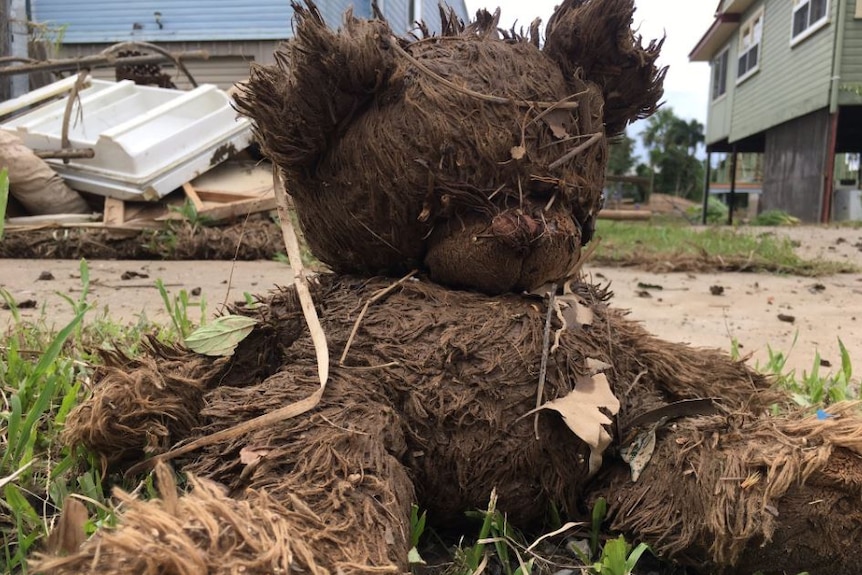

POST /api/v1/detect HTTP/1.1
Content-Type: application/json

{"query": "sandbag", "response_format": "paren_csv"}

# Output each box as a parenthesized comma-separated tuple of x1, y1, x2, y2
(0, 130, 90, 215)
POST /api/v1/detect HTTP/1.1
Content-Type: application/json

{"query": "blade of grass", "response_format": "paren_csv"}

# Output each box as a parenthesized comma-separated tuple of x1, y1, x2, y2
(0, 168, 8, 240)
(2, 307, 87, 472)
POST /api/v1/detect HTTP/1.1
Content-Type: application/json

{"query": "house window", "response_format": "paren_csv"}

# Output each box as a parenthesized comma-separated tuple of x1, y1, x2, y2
(855, 0, 861, 18)
(712, 48, 729, 100)
(792, 0, 829, 44)
(737, 9, 763, 83)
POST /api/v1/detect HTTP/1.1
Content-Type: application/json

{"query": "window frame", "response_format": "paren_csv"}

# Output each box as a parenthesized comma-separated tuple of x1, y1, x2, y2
(712, 46, 730, 101)
(736, 7, 764, 85)
(790, 0, 830, 47)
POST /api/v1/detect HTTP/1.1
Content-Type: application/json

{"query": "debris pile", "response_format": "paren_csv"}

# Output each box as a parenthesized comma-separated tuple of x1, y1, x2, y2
(0, 66, 268, 234)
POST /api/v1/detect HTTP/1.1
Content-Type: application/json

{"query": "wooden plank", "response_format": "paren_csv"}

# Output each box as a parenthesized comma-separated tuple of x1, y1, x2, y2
(102, 197, 125, 226)
(195, 196, 277, 222)
(194, 189, 272, 204)
(191, 161, 274, 197)
(7, 214, 100, 226)
(762, 109, 829, 222)
(101, 197, 141, 238)
(182, 182, 205, 212)
(5, 221, 163, 233)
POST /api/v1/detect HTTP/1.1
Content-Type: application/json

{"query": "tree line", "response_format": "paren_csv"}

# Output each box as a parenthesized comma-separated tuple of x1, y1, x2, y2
(608, 107, 705, 201)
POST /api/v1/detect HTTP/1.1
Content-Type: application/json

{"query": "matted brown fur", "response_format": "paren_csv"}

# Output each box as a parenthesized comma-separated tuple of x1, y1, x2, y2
(64, 344, 223, 467)
(41, 275, 861, 575)
(544, 0, 666, 136)
(234, 0, 664, 293)
(596, 403, 862, 574)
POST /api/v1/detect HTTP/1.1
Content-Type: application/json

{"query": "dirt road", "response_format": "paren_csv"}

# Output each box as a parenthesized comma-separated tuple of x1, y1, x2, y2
(1, 226, 860, 376)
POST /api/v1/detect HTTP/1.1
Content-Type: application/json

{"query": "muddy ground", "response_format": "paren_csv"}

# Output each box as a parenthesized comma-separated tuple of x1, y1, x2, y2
(1, 225, 860, 375)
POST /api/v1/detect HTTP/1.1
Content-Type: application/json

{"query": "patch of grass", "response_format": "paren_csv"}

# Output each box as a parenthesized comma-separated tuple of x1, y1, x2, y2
(750, 210, 800, 227)
(156, 279, 207, 339)
(758, 337, 855, 407)
(590, 536, 649, 575)
(731, 333, 858, 409)
(451, 490, 534, 575)
(0, 260, 203, 574)
(1, 301, 105, 572)
(591, 221, 857, 275)
(685, 197, 728, 224)
(167, 198, 215, 231)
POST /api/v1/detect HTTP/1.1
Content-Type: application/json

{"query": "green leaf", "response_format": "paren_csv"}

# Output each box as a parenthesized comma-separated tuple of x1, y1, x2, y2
(625, 542, 650, 571)
(184, 314, 258, 356)
(30, 308, 87, 382)
(838, 338, 852, 381)
(78, 258, 90, 306)
(410, 504, 426, 548)
(2, 394, 23, 470)
(4, 484, 39, 526)
(590, 497, 607, 558)
(600, 536, 629, 575)
(514, 558, 534, 575)
(56, 379, 83, 426)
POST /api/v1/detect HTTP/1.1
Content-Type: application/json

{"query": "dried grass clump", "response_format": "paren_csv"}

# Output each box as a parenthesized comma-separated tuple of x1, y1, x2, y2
(235, 0, 664, 293)
(63, 341, 224, 468)
(598, 402, 862, 574)
(33, 463, 326, 575)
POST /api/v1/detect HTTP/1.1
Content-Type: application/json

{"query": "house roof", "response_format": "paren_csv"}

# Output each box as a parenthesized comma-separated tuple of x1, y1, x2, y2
(689, 0, 759, 61)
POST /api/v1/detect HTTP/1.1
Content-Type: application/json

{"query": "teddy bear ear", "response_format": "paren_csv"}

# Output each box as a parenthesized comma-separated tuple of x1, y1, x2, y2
(543, 0, 666, 136)
(234, 0, 396, 173)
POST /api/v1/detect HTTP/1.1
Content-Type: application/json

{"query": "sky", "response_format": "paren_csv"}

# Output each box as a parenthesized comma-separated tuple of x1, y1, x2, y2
(462, 0, 717, 151)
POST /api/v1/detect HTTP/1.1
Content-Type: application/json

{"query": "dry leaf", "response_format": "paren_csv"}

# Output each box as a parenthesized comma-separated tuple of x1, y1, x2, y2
(46, 498, 89, 554)
(542, 109, 572, 139)
(558, 295, 593, 328)
(239, 446, 270, 466)
(525, 372, 620, 475)
(586, 357, 612, 374)
(573, 300, 594, 326)
(510, 145, 526, 160)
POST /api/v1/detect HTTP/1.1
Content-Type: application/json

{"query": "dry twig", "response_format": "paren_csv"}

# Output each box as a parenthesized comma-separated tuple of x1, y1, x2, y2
(339, 270, 418, 365)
